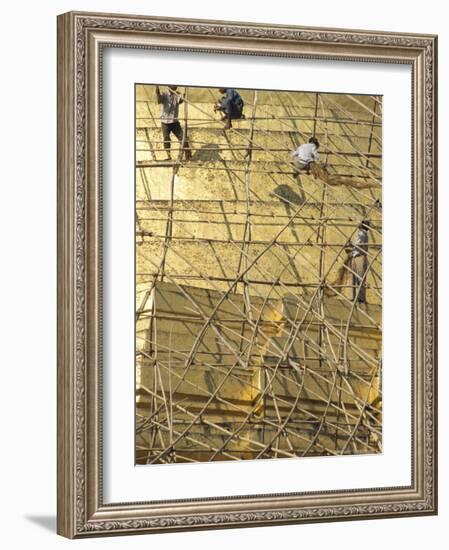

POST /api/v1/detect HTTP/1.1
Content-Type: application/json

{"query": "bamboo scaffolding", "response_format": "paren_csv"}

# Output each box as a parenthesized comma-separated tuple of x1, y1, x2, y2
(135, 85, 382, 463)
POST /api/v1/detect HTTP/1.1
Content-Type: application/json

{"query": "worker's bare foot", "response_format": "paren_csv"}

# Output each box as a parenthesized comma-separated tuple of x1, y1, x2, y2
(224, 121, 232, 130)
(184, 151, 192, 161)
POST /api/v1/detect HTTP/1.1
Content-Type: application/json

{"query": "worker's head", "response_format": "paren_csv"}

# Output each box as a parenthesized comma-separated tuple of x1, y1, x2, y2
(168, 85, 178, 92)
(309, 136, 320, 148)
(218, 88, 227, 94)
(360, 220, 371, 230)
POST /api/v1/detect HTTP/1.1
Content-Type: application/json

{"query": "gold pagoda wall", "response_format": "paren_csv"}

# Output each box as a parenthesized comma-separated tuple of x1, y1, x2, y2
(135, 85, 382, 464)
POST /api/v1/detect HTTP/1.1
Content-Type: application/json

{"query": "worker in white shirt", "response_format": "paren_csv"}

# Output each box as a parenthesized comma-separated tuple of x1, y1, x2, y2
(291, 137, 320, 175)
(156, 85, 192, 161)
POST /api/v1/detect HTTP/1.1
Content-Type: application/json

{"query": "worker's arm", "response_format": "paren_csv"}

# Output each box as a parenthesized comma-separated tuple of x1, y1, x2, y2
(344, 236, 355, 254)
(214, 99, 226, 115)
(178, 89, 186, 105)
(155, 85, 163, 104)
(355, 231, 368, 254)
(220, 90, 233, 114)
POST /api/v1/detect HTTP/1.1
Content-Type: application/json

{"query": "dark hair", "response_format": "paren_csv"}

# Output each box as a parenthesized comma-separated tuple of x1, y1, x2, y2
(309, 136, 320, 148)
(360, 220, 371, 229)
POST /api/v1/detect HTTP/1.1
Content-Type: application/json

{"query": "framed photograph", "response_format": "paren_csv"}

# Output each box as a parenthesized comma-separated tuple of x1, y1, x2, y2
(57, 11, 438, 538)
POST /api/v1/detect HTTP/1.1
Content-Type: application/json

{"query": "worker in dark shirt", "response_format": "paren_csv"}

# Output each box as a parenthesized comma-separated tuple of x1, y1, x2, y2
(348, 220, 370, 303)
(326, 221, 370, 303)
(214, 88, 245, 129)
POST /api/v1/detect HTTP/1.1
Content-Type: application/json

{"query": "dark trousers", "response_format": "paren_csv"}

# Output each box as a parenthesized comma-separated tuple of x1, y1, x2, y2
(219, 100, 244, 120)
(351, 254, 368, 303)
(333, 254, 368, 303)
(228, 102, 243, 119)
(161, 121, 191, 155)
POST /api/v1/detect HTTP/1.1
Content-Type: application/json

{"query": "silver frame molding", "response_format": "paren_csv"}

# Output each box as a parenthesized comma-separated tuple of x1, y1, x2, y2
(57, 11, 438, 538)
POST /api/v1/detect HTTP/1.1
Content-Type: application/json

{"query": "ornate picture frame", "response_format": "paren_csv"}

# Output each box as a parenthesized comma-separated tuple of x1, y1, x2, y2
(57, 11, 437, 538)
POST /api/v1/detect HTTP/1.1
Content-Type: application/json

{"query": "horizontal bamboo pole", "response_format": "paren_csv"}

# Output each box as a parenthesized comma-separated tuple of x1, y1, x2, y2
(137, 231, 382, 248)
(135, 109, 382, 127)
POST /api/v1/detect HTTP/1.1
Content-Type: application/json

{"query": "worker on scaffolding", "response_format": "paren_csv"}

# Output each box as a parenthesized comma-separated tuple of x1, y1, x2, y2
(291, 137, 320, 176)
(214, 88, 245, 130)
(292, 140, 380, 190)
(328, 221, 370, 304)
(156, 85, 192, 161)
